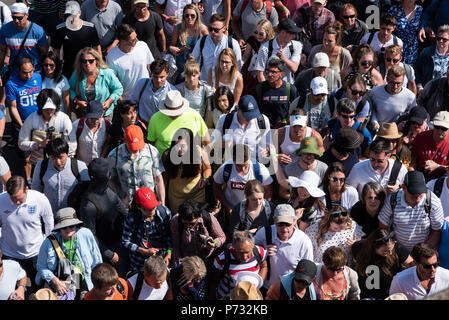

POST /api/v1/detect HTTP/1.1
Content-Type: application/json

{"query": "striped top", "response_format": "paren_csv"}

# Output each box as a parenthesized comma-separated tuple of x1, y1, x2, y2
(213, 245, 266, 299)
(34, 0, 66, 13)
(378, 190, 444, 251)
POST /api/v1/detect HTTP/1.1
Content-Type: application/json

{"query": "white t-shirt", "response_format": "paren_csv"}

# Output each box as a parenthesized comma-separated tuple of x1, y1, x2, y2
(213, 159, 273, 208)
(360, 32, 403, 55)
(322, 185, 360, 211)
(0, 260, 26, 300)
(427, 178, 449, 218)
(376, 62, 415, 88)
(0, 155, 9, 176)
(370, 85, 416, 125)
(107, 41, 154, 99)
(127, 273, 169, 300)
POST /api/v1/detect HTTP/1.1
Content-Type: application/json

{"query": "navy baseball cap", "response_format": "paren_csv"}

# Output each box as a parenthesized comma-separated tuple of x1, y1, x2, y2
(238, 95, 261, 120)
(86, 100, 104, 119)
(404, 171, 427, 194)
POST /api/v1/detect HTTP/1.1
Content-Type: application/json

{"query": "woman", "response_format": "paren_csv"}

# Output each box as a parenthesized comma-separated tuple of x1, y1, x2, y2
(169, 256, 209, 300)
(241, 19, 275, 96)
(307, 22, 353, 74)
(339, 3, 368, 53)
(313, 246, 360, 300)
(208, 48, 243, 105)
(209, 86, 236, 129)
(340, 44, 384, 90)
(230, 179, 276, 235)
(350, 182, 387, 237)
(36, 207, 102, 299)
(18, 89, 72, 166)
(69, 47, 123, 120)
(376, 122, 404, 161)
(169, 4, 208, 84)
(176, 56, 215, 117)
(387, 0, 423, 65)
(399, 107, 429, 168)
(39, 51, 70, 115)
(109, 100, 147, 151)
(162, 128, 212, 214)
(321, 162, 359, 212)
(305, 205, 364, 264)
(352, 228, 413, 299)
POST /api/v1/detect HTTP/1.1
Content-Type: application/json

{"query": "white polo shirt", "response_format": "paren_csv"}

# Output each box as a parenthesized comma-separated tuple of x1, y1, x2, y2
(0, 190, 54, 259)
(346, 158, 408, 197)
(390, 266, 449, 300)
(254, 225, 314, 289)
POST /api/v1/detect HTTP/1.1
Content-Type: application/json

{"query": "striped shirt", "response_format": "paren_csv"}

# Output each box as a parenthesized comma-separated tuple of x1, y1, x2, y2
(213, 245, 266, 299)
(33, 0, 66, 13)
(378, 190, 444, 251)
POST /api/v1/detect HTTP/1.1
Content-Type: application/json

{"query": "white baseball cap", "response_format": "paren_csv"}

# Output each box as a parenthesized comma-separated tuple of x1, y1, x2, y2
(312, 52, 330, 68)
(290, 114, 307, 127)
(42, 98, 57, 110)
(274, 204, 296, 224)
(65, 1, 81, 15)
(310, 76, 328, 95)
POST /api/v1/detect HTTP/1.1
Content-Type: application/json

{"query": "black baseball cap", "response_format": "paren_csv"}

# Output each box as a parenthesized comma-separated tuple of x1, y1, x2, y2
(293, 259, 317, 285)
(408, 107, 428, 125)
(86, 100, 104, 119)
(278, 18, 302, 34)
(403, 171, 427, 194)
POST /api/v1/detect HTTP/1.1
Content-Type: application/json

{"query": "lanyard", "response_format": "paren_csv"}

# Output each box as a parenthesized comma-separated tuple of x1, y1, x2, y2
(306, 95, 326, 129)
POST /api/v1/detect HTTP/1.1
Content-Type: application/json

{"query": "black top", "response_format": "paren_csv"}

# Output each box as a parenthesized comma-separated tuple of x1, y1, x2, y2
(352, 240, 410, 300)
(319, 148, 359, 176)
(350, 201, 379, 238)
(230, 200, 275, 235)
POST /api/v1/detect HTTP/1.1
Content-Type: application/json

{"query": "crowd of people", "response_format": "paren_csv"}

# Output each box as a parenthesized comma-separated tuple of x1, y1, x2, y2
(0, 0, 448, 301)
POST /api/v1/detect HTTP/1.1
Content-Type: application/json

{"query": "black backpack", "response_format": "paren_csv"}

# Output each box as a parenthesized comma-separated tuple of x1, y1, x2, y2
(433, 177, 445, 198)
(217, 243, 263, 280)
(199, 35, 234, 70)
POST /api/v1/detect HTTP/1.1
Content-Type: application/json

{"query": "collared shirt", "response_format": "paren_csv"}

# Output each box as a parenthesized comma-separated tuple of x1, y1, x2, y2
(390, 266, 449, 300)
(0, 190, 54, 259)
(31, 157, 90, 214)
(130, 77, 179, 123)
(155, 0, 200, 35)
(293, 6, 335, 46)
(254, 225, 314, 289)
(191, 34, 242, 81)
(378, 190, 444, 251)
(108, 143, 164, 205)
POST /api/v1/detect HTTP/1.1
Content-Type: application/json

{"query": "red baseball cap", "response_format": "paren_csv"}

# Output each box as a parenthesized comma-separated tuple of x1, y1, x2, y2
(125, 125, 144, 151)
(134, 187, 159, 210)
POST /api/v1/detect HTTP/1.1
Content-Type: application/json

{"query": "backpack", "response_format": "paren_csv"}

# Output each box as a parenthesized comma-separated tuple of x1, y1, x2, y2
(222, 159, 263, 184)
(126, 271, 145, 300)
(218, 243, 263, 280)
(367, 31, 398, 66)
(131, 205, 171, 249)
(379, 62, 413, 84)
(433, 177, 445, 198)
(389, 189, 432, 226)
(116, 278, 128, 299)
(255, 81, 292, 110)
(76, 117, 111, 141)
(199, 35, 234, 70)
(238, 0, 272, 20)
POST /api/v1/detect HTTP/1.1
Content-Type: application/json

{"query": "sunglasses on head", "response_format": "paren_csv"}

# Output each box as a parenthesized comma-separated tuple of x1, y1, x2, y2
(331, 210, 348, 217)
(386, 57, 400, 63)
(330, 177, 345, 183)
(343, 14, 355, 19)
(209, 26, 223, 33)
(360, 60, 374, 67)
(375, 231, 395, 244)
(350, 89, 365, 96)
(421, 262, 440, 269)
(435, 125, 449, 132)
(82, 58, 95, 64)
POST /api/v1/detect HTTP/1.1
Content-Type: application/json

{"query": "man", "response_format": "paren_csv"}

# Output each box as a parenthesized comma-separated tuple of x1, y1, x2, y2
(347, 138, 408, 197)
(83, 263, 129, 300)
(410, 111, 449, 181)
(108, 125, 165, 207)
(191, 13, 242, 81)
(6, 57, 42, 183)
(417, 71, 449, 120)
(79, 158, 129, 275)
(232, 0, 279, 49)
(0, 176, 54, 293)
(417, 0, 449, 44)
(0, 248, 27, 300)
(31, 138, 89, 214)
(81, 0, 124, 56)
(370, 65, 416, 131)
(293, 0, 335, 46)
(130, 58, 178, 125)
(122, 187, 172, 272)
(254, 204, 313, 291)
(377, 44, 417, 95)
(107, 24, 154, 99)
(214, 94, 271, 160)
(52, 1, 101, 78)
(266, 259, 317, 300)
(123, 0, 165, 60)
(213, 231, 268, 299)
(255, 58, 298, 128)
(27, 0, 65, 42)
(127, 256, 173, 300)
(379, 171, 444, 251)
(147, 90, 209, 155)
(255, 18, 302, 84)
(294, 52, 341, 101)
(390, 243, 449, 300)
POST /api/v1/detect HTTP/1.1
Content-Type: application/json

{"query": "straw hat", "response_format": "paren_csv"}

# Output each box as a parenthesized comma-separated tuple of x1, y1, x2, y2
(377, 123, 403, 139)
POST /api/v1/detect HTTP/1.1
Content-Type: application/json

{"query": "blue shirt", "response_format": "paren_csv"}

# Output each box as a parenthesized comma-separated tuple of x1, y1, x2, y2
(5, 72, 42, 122)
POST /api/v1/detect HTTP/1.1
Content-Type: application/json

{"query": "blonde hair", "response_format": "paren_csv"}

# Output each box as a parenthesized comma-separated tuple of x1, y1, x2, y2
(317, 205, 352, 246)
(179, 4, 202, 46)
(255, 19, 275, 42)
(184, 55, 200, 76)
(387, 64, 406, 78)
(214, 48, 238, 90)
(180, 256, 207, 282)
(73, 47, 107, 97)
(385, 44, 402, 57)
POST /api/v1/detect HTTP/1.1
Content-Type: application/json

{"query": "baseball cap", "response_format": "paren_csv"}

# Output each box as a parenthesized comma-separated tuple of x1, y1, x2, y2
(42, 98, 57, 110)
(10, 3, 28, 14)
(432, 111, 449, 129)
(277, 18, 302, 34)
(85, 100, 104, 119)
(125, 125, 145, 151)
(65, 1, 80, 15)
(134, 187, 159, 210)
(312, 52, 330, 68)
(294, 259, 317, 285)
(310, 77, 328, 95)
(403, 171, 427, 194)
(274, 204, 296, 224)
(290, 114, 307, 127)
(312, 0, 326, 4)
(408, 107, 428, 125)
(238, 95, 261, 120)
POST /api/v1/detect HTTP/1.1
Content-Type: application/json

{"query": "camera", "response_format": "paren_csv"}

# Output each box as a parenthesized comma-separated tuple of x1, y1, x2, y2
(46, 126, 55, 140)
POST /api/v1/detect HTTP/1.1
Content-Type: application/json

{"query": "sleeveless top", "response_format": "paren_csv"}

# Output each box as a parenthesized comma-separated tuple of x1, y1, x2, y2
(345, 66, 374, 90)
(211, 69, 241, 93)
(280, 126, 313, 157)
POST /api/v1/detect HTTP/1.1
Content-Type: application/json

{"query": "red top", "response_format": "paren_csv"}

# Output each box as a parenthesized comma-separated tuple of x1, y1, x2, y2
(412, 129, 449, 168)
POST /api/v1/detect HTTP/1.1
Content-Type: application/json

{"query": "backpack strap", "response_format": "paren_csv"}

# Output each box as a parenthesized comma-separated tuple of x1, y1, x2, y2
(1, 5, 4, 25)
(279, 126, 287, 147)
(389, 191, 399, 227)
(250, 158, 263, 183)
(85, 192, 102, 216)
(367, 32, 375, 45)
(267, 39, 274, 59)
(255, 82, 263, 108)
(433, 177, 445, 198)
(201, 210, 212, 235)
(264, 225, 272, 280)
(403, 63, 412, 83)
(116, 279, 127, 299)
(199, 36, 207, 70)
(48, 234, 66, 261)
(239, 0, 250, 15)
(132, 271, 145, 300)
(393, 34, 398, 45)
(223, 162, 233, 184)
(252, 245, 262, 266)
(40, 158, 49, 188)
(70, 158, 81, 182)
(76, 117, 85, 141)
(286, 81, 291, 102)
(138, 78, 150, 105)
(424, 189, 432, 218)
(388, 159, 402, 186)
(222, 110, 236, 135)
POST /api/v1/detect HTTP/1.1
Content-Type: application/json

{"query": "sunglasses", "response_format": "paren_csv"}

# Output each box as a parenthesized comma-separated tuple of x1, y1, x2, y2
(370, 157, 386, 164)
(277, 222, 292, 227)
(340, 114, 355, 119)
(350, 89, 365, 96)
(331, 210, 348, 217)
(360, 60, 374, 67)
(435, 126, 449, 132)
(254, 31, 265, 36)
(209, 26, 223, 33)
(266, 69, 280, 74)
(327, 266, 344, 272)
(421, 262, 440, 269)
(184, 14, 196, 19)
(12, 15, 25, 21)
(330, 177, 345, 183)
(43, 63, 55, 68)
(343, 14, 355, 19)
(82, 58, 96, 64)
(385, 57, 400, 63)
(375, 231, 395, 244)
(437, 36, 449, 43)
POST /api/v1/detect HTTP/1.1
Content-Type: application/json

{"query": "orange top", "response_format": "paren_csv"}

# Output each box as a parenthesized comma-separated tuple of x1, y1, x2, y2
(84, 278, 129, 300)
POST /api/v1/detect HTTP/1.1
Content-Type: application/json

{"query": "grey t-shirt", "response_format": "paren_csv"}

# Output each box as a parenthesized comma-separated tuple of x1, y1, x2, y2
(283, 159, 328, 182)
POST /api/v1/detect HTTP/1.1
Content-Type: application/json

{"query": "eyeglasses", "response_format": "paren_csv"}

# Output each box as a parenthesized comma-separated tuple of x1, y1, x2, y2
(43, 63, 55, 68)
(350, 89, 365, 96)
(330, 177, 345, 183)
(184, 14, 196, 19)
(209, 26, 223, 33)
(385, 57, 400, 63)
(266, 69, 280, 74)
(343, 14, 355, 19)
(82, 58, 96, 64)
(421, 262, 440, 269)
(375, 231, 395, 244)
(360, 60, 374, 67)
(331, 210, 348, 217)
(327, 266, 344, 272)
(370, 157, 386, 164)
(277, 222, 292, 227)
(436, 36, 449, 43)
(12, 15, 25, 21)
(254, 31, 265, 36)
(435, 126, 449, 132)
(340, 114, 355, 119)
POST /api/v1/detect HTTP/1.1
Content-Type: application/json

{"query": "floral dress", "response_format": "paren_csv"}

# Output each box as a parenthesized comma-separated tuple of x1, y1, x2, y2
(387, 5, 423, 65)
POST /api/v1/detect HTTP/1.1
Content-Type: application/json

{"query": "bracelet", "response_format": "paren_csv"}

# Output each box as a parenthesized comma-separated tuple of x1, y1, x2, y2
(164, 15, 168, 22)
(281, 6, 287, 11)
(166, 249, 172, 253)
(213, 240, 218, 247)
(203, 176, 210, 180)
(270, 153, 278, 158)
